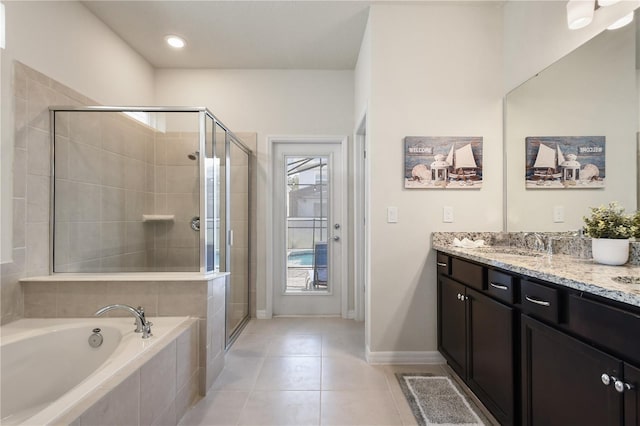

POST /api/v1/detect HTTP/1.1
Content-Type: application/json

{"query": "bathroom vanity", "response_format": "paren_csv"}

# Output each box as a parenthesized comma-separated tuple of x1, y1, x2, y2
(434, 237, 640, 426)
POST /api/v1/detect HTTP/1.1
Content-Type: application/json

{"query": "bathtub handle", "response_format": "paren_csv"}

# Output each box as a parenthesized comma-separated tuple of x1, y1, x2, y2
(95, 304, 153, 339)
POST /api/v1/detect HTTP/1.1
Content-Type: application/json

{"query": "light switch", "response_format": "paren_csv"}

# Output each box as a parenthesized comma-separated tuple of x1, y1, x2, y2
(443, 206, 454, 223)
(553, 206, 565, 223)
(387, 207, 398, 223)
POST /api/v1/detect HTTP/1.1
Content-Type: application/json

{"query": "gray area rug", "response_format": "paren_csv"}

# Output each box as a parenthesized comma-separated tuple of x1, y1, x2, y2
(395, 373, 486, 426)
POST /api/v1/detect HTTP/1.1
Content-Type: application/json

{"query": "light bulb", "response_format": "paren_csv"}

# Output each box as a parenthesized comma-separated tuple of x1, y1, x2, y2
(165, 35, 186, 49)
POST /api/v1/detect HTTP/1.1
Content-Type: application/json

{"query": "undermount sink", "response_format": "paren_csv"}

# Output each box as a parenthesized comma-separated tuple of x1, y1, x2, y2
(475, 247, 544, 258)
(612, 276, 640, 285)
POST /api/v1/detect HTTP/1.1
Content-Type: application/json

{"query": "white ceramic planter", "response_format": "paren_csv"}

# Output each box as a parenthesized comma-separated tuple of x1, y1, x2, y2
(591, 238, 630, 266)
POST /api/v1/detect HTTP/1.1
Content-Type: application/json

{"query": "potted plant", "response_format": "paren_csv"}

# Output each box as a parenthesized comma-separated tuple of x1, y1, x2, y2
(583, 202, 636, 265)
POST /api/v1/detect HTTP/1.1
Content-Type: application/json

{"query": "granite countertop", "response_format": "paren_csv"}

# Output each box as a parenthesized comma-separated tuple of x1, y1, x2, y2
(433, 241, 640, 309)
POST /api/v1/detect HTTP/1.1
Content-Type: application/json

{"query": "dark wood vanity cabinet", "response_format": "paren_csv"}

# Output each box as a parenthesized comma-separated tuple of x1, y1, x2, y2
(437, 256, 516, 425)
(438, 275, 467, 378)
(521, 315, 623, 426)
(467, 287, 515, 425)
(436, 251, 640, 426)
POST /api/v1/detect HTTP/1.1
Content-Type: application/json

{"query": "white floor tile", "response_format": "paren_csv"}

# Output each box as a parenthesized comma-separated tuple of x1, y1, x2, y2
(266, 334, 322, 357)
(237, 391, 320, 426)
(212, 355, 264, 391)
(254, 356, 321, 391)
(320, 390, 403, 426)
(321, 356, 388, 390)
(179, 391, 249, 426)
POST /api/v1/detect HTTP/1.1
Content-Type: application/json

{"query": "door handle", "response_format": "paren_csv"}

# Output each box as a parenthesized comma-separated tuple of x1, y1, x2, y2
(333, 236, 340, 241)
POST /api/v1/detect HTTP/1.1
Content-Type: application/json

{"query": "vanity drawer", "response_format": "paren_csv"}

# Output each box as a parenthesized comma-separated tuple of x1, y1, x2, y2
(487, 269, 516, 304)
(451, 257, 484, 290)
(568, 295, 640, 365)
(436, 253, 451, 276)
(521, 280, 559, 323)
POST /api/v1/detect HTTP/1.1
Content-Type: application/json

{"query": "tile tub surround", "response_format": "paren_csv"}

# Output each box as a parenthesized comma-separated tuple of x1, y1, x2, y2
(433, 232, 640, 308)
(52, 317, 199, 426)
(19, 272, 228, 395)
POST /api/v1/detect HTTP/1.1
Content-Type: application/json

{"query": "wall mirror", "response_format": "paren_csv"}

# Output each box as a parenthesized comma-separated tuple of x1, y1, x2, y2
(504, 13, 639, 232)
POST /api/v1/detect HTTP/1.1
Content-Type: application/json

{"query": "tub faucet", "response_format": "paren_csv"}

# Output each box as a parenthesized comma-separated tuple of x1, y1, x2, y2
(94, 304, 153, 339)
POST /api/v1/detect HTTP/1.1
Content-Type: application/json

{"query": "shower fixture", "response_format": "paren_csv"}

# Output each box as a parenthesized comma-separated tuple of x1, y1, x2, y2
(187, 151, 200, 160)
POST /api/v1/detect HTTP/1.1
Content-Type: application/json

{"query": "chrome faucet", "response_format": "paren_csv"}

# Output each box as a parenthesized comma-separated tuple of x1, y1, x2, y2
(94, 304, 153, 339)
(523, 232, 546, 252)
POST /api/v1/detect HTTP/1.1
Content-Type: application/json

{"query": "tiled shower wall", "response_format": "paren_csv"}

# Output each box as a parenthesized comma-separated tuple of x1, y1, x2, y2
(53, 111, 156, 272)
(152, 132, 200, 271)
(54, 117, 200, 273)
(1, 62, 95, 324)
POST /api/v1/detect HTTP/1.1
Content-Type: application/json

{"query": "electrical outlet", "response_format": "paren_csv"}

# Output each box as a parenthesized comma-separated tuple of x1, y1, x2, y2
(443, 206, 454, 223)
(387, 207, 398, 223)
(553, 206, 565, 223)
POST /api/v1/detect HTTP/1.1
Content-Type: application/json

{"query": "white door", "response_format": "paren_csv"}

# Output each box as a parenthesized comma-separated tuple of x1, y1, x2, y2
(272, 138, 346, 316)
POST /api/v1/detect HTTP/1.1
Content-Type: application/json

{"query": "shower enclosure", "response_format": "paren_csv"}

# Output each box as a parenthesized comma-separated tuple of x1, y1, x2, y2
(49, 106, 251, 343)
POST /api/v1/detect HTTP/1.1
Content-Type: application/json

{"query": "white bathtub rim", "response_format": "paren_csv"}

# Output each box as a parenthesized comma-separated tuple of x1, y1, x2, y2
(1, 316, 197, 426)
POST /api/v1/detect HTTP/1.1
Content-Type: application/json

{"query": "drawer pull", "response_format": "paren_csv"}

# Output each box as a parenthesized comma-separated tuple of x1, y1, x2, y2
(437, 262, 448, 267)
(490, 282, 508, 291)
(525, 295, 551, 307)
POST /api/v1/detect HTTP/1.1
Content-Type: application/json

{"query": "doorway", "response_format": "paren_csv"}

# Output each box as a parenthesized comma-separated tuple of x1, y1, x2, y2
(270, 137, 347, 316)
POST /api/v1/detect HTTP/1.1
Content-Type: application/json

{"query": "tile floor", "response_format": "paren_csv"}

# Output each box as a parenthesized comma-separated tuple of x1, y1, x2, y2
(178, 317, 480, 426)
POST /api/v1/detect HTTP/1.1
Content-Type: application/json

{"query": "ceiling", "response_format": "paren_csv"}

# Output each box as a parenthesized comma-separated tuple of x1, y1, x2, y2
(81, 1, 372, 70)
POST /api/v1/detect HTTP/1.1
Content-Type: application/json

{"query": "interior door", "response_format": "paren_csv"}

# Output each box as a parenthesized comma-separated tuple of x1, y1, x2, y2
(272, 140, 345, 316)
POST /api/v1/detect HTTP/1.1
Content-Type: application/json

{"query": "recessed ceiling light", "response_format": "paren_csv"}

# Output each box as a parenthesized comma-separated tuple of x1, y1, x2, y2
(607, 11, 634, 30)
(165, 35, 186, 49)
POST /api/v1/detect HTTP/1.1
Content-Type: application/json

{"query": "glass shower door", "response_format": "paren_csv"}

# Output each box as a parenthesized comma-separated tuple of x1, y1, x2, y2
(226, 137, 251, 345)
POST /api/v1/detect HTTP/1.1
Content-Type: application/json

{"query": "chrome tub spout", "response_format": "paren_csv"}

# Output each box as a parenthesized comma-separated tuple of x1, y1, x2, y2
(94, 304, 153, 339)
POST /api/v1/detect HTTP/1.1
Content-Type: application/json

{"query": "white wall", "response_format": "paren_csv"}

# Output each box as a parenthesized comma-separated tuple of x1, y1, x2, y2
(354, 14, 372, 123)
(504, 0, 640, 93)
(364, 3, 503, 356)
(155, 69, 354, 314)
(506, 25, 637, 231)
(0, 1, 155, 263)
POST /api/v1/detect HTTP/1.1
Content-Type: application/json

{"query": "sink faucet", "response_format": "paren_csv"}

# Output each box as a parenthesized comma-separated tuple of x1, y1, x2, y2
(523, 232, 546, 252)
(95, 304, 153, 339)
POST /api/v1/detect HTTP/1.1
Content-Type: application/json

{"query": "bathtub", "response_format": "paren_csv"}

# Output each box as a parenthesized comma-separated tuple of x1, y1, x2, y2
(1, 316, 196, 425)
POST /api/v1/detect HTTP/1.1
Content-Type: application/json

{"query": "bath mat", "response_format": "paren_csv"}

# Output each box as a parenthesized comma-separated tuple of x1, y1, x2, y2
(395, 373, 486, 426)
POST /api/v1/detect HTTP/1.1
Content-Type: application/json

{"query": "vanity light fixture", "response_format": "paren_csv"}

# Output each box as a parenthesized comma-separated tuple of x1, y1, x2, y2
(567, 0, 596, 30)
(607, 11, 634, 29)
(165, 35, 186, 49)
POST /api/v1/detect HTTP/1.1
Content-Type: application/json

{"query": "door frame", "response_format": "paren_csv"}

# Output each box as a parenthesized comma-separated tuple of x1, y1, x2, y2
(354, 113, 369, 323)
(266, 135, 349, 318)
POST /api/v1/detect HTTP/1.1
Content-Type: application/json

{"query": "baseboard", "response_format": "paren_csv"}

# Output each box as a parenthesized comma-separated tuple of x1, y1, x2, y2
(255, 310, 270, 319)
(346, 310, 356, 319)
(366, 347, 446, 365)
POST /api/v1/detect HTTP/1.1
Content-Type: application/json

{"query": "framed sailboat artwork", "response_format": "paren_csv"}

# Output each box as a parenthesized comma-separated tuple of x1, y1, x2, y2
(525, 136, 605, 189)
(404, 136, 483, 189)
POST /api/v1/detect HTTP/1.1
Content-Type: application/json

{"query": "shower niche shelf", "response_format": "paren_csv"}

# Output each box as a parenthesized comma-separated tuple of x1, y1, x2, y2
(142, 215, 175, 222)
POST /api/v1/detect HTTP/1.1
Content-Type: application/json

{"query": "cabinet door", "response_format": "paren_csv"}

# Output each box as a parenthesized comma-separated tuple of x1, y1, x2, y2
(625, 363, 640, 426)
(438, 276, 467, 378)
(467, 288, 515, 425)
(522, 315, 623, 426)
